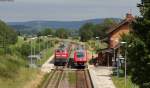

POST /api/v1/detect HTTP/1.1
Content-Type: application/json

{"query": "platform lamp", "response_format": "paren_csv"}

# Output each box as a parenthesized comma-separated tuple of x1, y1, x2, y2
(120, 41, 127, 88)
(96, 37, 100, 49)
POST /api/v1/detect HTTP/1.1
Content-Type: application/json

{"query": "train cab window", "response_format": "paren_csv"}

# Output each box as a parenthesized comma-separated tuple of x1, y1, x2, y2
(61, 48, 65, 52)
(77, 52, 84, 58)
(56, 49, 61, 52)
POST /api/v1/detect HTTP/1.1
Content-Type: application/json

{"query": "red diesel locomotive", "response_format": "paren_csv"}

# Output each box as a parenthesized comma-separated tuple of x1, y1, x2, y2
(74, 50, 87, 67)
(54, 43, 70, 66)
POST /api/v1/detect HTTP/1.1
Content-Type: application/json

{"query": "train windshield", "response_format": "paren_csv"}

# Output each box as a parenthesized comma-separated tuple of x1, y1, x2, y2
(77, 52, 84, 58)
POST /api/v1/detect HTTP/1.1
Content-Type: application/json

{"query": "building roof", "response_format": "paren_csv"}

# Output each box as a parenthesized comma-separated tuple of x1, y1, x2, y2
(99, 48, 113, 53)
(107, 13, 134, 35)
(107, 20, 128, 34)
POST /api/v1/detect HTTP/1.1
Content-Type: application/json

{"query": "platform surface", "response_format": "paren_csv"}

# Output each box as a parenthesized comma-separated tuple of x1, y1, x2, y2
(89, 65, 116, 88)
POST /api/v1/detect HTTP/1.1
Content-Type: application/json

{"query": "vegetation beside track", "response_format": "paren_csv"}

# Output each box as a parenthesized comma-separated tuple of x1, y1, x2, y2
(0, 67, 39, 88)
(37, 46, 55, 65)
(112, 76, 139, 88)
(0, 35, 59, 88)
(68, 71, 76, 84)
(37, 73, 50, 88)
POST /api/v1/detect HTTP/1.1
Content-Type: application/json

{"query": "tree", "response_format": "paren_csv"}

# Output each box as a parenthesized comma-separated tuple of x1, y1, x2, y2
(0, 20, 18, 46)
(19, 43, 31, 56)
(37, 28, 53, 36)
(92, 18, 118, 39)
(55, 28, 69, 39)
(79, 23, 94, 42)
(121, 1, 150, 88)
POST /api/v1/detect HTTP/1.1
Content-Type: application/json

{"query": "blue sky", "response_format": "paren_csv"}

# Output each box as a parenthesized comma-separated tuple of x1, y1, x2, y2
(0, 0, 140, 22)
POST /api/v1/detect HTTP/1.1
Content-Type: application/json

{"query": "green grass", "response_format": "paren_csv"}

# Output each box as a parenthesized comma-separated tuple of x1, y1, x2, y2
(13, 36, 25, 47)
(0, 68, 38, 88)
(0, 36, 60, 88)
(37, 47, 55, 65)
(85, 40, 108, 51)
(112, 76, 139, 88)
(37, 73, 50, 88)
(0, 36, 48, 88)
(68, 71, 76, 84)
(0, 55, 39, 88)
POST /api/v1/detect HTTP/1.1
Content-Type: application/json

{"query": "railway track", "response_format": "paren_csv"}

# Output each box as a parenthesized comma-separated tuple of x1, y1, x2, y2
(45, 67, 65, 88)
(44, 69, 93, 88)
(76, 69, 93, 88)
(43, 42, 93, 88)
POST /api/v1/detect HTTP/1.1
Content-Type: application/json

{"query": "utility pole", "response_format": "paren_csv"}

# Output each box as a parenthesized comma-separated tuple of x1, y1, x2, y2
(34, 38, 36, 55)
(38, 21, 41, 54)
(124, 43, 127, 88)
(30, 39, 33, 66)
(4, 33, 8, 55)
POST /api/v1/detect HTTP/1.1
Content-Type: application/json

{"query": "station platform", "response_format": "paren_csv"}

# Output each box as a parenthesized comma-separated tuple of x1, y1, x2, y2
(88, 65, 116, 88)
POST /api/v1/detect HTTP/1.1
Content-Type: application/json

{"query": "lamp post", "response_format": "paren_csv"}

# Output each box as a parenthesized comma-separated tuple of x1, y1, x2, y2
(96, 37, 100, 49)
(120, 41, 127, 88)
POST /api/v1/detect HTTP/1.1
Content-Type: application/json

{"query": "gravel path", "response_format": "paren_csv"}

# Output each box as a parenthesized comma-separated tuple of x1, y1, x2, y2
(41, 55, 55, 73)
(89, 65, 116, 88)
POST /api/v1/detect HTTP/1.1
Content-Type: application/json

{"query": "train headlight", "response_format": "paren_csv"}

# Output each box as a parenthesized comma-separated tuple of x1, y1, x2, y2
(56, 55, 60, 57)
(62, 55, 66, 57)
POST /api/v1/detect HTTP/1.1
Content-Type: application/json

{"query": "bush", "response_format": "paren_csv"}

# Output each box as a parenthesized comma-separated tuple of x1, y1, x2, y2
(0, 55, 21, 78)
(19, 43, 31, 56)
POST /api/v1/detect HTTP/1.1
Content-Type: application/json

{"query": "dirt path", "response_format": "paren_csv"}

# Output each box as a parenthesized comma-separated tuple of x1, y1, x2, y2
(41, 55, 55, 73)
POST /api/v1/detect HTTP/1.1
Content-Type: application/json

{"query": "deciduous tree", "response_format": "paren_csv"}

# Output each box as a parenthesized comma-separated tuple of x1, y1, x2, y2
(121, 0, 150, 88)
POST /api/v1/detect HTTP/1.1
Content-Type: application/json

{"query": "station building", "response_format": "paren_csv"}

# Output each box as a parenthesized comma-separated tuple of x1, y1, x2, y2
(96, 13, 134, 66)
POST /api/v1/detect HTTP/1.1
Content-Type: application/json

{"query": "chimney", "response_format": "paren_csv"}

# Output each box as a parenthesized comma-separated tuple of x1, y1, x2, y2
(125, 13, 134, 21)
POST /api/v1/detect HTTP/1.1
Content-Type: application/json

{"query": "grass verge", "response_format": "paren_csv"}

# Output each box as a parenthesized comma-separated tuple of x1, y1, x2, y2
(37, 47, 54, 65)
(112, 76, 139, 88)
(37, 73, 49, 88)
(68, 71, 76, 84)
(0, 68, 38, 88)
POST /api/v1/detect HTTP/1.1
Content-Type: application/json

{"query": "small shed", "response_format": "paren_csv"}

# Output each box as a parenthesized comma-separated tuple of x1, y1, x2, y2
(27, 55, 41, 67)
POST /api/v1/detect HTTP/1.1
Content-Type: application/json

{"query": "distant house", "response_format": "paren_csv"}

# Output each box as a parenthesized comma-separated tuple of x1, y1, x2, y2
(108, 13, 134, 48)
(96, 13, 134, 66)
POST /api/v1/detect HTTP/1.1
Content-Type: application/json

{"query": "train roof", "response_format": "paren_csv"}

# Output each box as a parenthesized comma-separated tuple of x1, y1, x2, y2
(56, 43, 69, 50)
(75, 49, 86, 52)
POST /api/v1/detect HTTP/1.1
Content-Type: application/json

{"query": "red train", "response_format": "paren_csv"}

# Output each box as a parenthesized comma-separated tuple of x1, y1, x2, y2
(73, 49, 87, 67)
(54, 43, 71, 66)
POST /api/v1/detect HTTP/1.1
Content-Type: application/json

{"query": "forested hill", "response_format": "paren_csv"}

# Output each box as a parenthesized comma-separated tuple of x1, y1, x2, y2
(8, 18, 121, 31)
(0, 20, 17, 45)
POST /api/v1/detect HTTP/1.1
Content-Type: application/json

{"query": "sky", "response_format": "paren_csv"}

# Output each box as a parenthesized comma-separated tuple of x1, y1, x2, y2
(0, 0, 141, 22)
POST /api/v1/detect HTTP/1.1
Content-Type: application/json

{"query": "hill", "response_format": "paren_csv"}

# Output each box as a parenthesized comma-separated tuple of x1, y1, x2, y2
(0, 20, 17, 45)
(8, 18, 121, 34)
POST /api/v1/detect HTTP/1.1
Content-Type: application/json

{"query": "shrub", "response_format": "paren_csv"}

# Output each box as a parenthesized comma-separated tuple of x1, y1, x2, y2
(0, 55, 21, 78)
